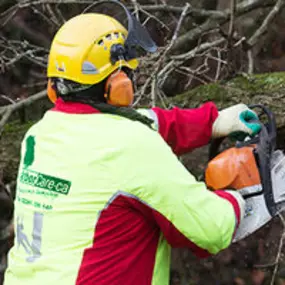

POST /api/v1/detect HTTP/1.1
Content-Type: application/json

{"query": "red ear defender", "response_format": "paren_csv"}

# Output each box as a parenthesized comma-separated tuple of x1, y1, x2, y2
(104, 71, 134, 107)
(47, 79, 57, 103)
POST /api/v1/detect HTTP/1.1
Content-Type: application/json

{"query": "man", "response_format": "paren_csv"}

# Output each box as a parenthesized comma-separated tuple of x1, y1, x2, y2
(4, 11, 261, 285)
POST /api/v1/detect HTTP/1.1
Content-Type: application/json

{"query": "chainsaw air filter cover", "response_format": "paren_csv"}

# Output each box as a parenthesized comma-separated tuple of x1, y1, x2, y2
(205, 145, 261, 192)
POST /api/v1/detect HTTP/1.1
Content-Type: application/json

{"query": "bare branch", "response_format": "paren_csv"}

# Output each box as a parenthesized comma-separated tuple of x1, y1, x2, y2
(247, 50, 254, 74)
(226, 0, 237, 76)
(151, 78, 157, 107)
(228, 0, 237, 37)
(130, 0, 140, 20)
(0, 107, 13, 137)
(214, 50, 222, 82)
(0, 90, 46, 123)
(270, 213, 285, 285)
(138, 5, 227, 20)
(161, 3, 190, 58)
(253, 262, 278, 269)
(170, 0, 275, 53)
(237, 0, 275, 14)
(171, 38, 226, 61)
(0, 95, 16, 105)
(247, 0, 285, 48)
(148, 3, 190, 107)
(170, 18, 220, 53)
(138, 0, 275, 19)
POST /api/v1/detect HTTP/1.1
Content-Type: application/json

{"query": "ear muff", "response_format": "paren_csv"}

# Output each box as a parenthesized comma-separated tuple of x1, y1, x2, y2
(47, 79, 57, 103)
(104, 70, 134, 107)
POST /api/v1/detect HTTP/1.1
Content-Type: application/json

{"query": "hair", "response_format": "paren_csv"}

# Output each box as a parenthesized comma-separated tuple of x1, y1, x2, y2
(55, 76, 154, 129)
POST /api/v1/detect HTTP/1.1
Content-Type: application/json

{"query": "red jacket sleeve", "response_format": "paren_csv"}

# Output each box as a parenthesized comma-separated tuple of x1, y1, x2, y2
(118, 190, 241, 259)
(152, 190, 242, 258)
(152, 102, 219, 155)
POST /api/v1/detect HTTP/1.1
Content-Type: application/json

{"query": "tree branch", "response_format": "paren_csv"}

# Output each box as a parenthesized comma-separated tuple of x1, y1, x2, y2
(149, 3, 190, 107)
(139, 5, 227, 20)
(247, 0, 285, 48)
(170, 0, 275, 53)
(247, 50, 254, 74)
(270, 213, 285, 285)
(138, 0, 275, 19)
(171, 38, 226, 61)
(0, 90, 46, 116)
(0, 90, 46, 136)
(227, 0, 237, 76)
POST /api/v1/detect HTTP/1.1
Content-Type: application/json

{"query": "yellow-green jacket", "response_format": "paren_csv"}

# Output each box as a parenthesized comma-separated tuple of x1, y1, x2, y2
(4, 99, 244, 285)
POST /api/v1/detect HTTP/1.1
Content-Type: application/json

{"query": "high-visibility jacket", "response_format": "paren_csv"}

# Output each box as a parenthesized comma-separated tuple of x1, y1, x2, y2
(4, 99, 244, 285)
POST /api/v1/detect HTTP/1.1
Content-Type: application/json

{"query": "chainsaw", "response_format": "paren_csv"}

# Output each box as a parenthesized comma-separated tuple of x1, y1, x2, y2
(205, 105, 285, 242)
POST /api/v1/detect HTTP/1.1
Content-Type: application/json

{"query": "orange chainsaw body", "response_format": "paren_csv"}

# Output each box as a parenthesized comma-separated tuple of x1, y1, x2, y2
(205, 145, 261, 191)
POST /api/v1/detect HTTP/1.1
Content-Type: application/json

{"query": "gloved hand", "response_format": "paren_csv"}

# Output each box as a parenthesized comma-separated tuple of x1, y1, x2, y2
(212, 103, 261, 140)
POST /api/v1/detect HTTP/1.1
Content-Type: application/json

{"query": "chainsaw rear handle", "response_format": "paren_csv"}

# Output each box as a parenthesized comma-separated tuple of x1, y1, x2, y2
(247, 104, 276, 150)
(208, 104, 276, 161)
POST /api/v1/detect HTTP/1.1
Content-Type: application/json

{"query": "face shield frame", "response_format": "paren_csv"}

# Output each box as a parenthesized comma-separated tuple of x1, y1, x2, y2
(82, 0, 157, 63)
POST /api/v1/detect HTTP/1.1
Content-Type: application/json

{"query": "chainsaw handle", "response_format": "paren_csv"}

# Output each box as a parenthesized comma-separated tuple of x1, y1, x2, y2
(208, 137, 225, 161)
(248, 104, 276, 150)
(208, 104, 276, 161)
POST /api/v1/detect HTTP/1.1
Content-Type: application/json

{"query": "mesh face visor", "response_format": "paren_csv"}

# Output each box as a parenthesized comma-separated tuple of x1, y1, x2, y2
(83, 0, 157, 60)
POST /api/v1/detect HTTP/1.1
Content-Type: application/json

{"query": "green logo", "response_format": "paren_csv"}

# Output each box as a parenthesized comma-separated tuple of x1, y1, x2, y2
(20, 169, 71, 195)
(24, 136, 35, 168)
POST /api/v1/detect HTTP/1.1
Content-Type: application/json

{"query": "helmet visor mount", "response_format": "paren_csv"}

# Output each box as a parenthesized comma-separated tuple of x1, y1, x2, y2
(83, 0, 157, 63)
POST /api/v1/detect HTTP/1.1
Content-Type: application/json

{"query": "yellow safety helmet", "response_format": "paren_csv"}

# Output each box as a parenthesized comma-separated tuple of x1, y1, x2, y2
(47, 13, 139, 85)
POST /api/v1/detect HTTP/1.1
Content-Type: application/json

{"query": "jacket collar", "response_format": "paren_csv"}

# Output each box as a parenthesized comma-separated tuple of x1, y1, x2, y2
(51, 98, 100, 114)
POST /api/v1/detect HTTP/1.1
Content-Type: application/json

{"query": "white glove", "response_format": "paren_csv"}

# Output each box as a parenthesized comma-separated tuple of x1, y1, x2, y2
(212, 103, 261, 139)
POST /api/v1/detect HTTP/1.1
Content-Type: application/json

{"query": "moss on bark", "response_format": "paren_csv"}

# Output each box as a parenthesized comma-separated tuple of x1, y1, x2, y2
(172, 72, 285, 128)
